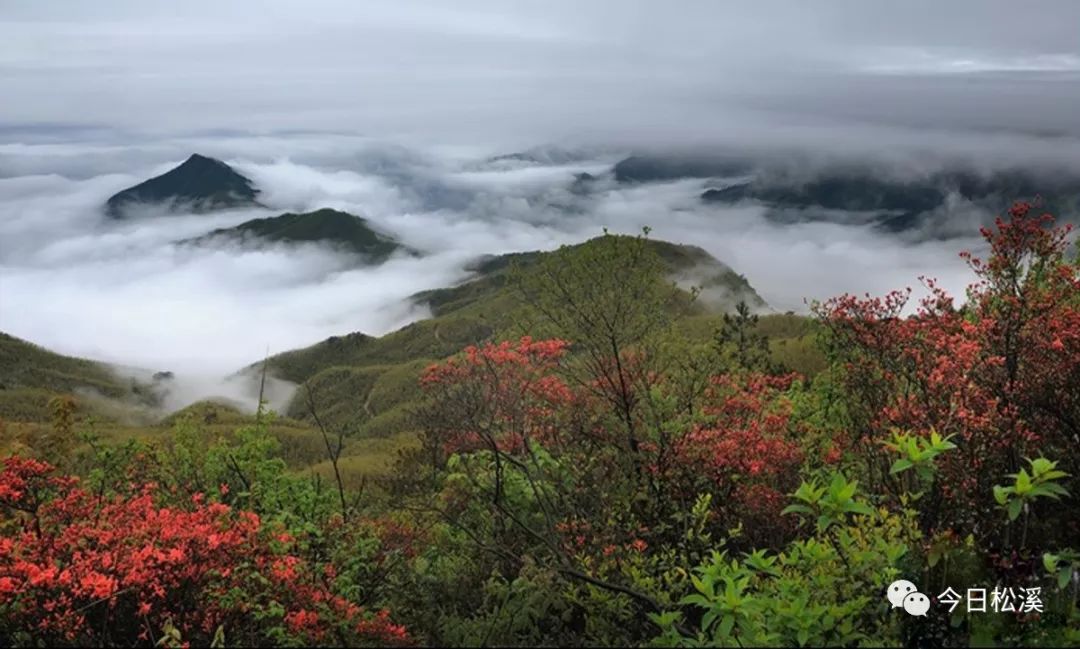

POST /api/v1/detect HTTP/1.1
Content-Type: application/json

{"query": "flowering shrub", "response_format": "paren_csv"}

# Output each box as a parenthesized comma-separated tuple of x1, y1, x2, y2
(815, 202, 1080, 536)
(0, 456, 409, 647)
(670, 373, 804, 545)
(420, 337, 574, 456)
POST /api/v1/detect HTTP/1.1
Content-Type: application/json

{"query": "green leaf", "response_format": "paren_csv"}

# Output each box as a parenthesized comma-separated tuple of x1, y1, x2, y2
(1059, 567, 1073, 591)
(1007, 498, 1023, 521)
(1041, 482, 1071, 498)
(845, 501, 874, 516)
(993, 485, 1010, 506)
(691, 574, 713, 598)
(702, 610, 719, 633)
(1030, 457, 1049, 471)
(717, 615, 735, 639)
(890, 459, 914, 474)
(1044, 553, 1060, 572)
(838, 479, 858, 502)
(680, 594, 711, 608)
(928, 546, 942, 568)
(1015, 469, 1032, 494)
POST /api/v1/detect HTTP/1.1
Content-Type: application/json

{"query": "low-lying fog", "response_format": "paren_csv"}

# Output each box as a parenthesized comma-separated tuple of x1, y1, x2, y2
(4, 0, 1080, 411)
(4, 131, 1044, 387)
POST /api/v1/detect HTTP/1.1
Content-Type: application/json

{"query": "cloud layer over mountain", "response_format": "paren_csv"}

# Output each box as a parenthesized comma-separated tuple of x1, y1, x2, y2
(3, 1, 1079, 408)
(1, 132, 1002, 377)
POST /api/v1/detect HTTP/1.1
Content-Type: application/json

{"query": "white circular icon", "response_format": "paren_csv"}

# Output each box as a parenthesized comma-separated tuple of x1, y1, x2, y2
(887, 579, 918, 608)
(902, 591, 931, 616)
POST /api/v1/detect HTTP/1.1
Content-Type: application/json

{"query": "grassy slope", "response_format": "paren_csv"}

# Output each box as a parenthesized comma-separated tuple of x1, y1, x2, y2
(0, 333, 146, 422)
(1, 236, 823, 486)
(0, 333, 414, 486)
(263, 237, 821, 438)
(0, 332, 126, 396)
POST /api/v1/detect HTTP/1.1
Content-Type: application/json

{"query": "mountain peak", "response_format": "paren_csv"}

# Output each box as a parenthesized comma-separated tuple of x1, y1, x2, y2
(184, 152, 218, 165)
(105, 154, 261, 218)
(184, 207, 405, 260)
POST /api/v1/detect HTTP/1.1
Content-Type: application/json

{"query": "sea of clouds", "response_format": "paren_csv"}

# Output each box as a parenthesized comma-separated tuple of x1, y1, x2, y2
(0, 129, 1050, 410)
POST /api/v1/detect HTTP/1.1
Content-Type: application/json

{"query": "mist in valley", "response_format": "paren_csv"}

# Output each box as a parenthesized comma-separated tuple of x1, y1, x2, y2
(2, 0, 1079, 412)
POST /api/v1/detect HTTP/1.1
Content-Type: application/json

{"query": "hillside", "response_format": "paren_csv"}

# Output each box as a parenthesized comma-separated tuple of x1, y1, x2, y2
(4, 203, 1078, 647)
(0, 334, 414, 488)
(263, 236, 769, 386)
(184, 208, 404, 259)
(105, 153, 261, 218)
(0, 333, 135, 421)
(256, 236, 806, 435)
(413, 238, 766, 317)
(0, 332, 124, 395)
(0, 234, 815, 486)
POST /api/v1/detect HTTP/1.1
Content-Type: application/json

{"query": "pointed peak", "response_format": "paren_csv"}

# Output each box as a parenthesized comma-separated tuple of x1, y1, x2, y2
(104, 152, 260, 218)
(182, 153, 226, 167)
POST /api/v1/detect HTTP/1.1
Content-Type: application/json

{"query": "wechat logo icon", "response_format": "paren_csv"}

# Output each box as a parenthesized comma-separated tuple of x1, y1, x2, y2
(887, 579, 930, 617)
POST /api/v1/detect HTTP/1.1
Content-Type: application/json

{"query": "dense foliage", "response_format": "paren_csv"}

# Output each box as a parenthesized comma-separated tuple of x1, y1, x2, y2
(1, 202, 1078, 646)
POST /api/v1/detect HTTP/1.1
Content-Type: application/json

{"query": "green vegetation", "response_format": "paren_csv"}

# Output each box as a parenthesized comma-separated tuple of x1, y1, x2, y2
(0, 332, 126, 397)
(0, 333, 164, 422)
(188, 208, 405, 260)
(260, 234, 777, 433)
(3, 206, 1080, 646)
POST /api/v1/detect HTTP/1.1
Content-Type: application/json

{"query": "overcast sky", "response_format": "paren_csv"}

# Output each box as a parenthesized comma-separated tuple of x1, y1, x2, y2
(3, 1, 1080, 409)
(4, 0, 1080, 143)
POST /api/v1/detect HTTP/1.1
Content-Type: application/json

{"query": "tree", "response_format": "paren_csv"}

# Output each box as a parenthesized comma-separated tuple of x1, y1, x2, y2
(715, 300, 774, 373)
(512, 229, 679, 465)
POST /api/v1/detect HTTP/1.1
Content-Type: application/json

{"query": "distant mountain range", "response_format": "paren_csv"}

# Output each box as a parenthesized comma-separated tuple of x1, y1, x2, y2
(606, 153, 1080, 234)
(183, 208, 406, 260)
(613, 154, 751, 183)
(106, 155, 407, 260)
(701, 166, 1080, 233)
(105, 153, 261, 218)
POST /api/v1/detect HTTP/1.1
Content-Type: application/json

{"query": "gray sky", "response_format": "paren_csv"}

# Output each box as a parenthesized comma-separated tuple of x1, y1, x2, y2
(4, 0, 1080, 143)
(3, 1, 1080, 409)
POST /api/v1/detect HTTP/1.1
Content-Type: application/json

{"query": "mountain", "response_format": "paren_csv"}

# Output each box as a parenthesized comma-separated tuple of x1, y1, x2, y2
(0, 332, 165, 422)
(0, 332, 124, 397)
(253, 236, 773, 434)
(105, 153, 261, 218)
(412, 238, 766, 318)
(184, 208, 405, 260)
(702, 166, 1080, 233)
(614, 154, 752, 183)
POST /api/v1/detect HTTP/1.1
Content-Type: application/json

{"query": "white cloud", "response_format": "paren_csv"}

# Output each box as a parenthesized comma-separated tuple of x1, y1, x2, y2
(0, 132, 995, 390)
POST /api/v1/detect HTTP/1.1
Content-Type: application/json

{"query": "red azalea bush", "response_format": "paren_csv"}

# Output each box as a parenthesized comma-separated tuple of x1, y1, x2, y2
(668, 372, 804, 545)
(420, 336, 575, 456)
(815, 202, 1080, 537)
(0, 456, 409, 647)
